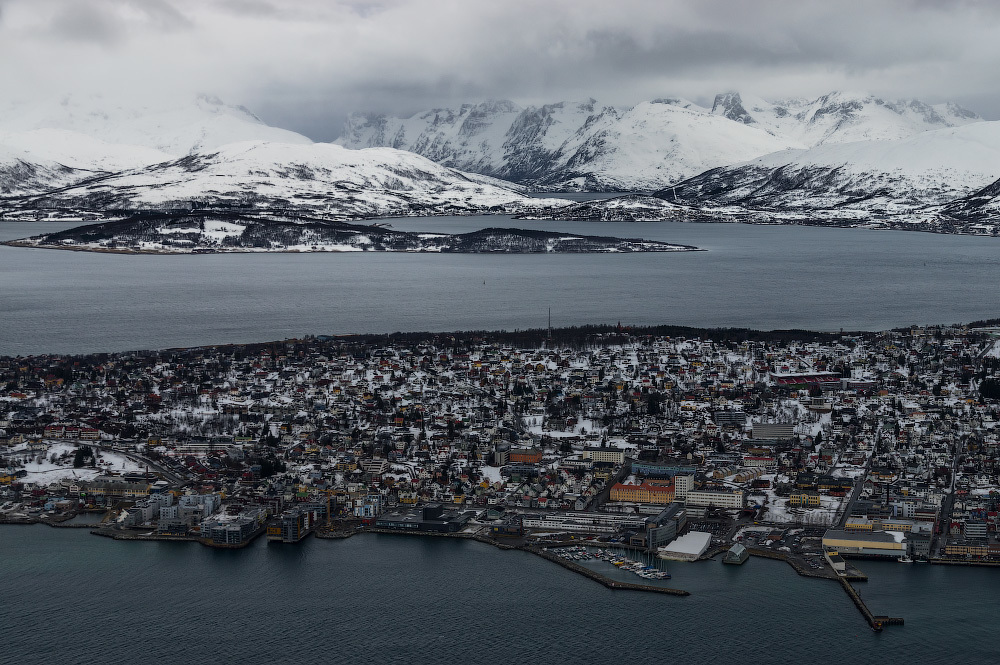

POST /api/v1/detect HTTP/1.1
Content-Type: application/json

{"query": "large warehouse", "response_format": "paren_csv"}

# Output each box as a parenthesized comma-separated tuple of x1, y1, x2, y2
(657, 531, 712, 561)
(821, 529, 907, 559)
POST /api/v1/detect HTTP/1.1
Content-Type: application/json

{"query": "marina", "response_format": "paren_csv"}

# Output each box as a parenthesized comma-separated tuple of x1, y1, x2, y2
(551, 545, 674, 581)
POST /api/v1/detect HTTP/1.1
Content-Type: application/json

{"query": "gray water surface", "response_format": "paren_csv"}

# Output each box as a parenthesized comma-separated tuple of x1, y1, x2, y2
(2, 218, 998, 355)
(1, 526, 991, 665)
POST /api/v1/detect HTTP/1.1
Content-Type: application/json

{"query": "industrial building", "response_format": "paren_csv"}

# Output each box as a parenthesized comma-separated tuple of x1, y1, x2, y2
(822, 529, 908, 559)
(375, 504, 475, 533)
(658, 531, 712, 561)
(629, 503, 687, 550)
(521, 511, 645, 534)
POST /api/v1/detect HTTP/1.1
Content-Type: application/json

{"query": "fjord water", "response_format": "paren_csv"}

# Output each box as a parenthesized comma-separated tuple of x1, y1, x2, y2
(3, 217, 1000, 355)
(3, 526, 997, 665)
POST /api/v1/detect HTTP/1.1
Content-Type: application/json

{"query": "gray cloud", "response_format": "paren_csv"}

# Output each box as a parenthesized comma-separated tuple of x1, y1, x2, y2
(47, 3, 123, 45)
(2, 0, 999, 141)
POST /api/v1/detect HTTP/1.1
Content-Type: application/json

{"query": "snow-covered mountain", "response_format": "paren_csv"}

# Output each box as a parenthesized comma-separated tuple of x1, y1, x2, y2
(0, 143, 92, 196)
(661, 121, 1000, 214)
(709, 91, 980, 146)
(339, 92, 981, 192)
(0, 94, 312, 156)
(0, 95, 316, 197)
(941, 177, 1000, 222)
(340, 98, 797, 191)
(3, 90, 996, 232)
(0, 129, 172, 173)
(0, 96, 557, 221)
(9, 141, 570, 219)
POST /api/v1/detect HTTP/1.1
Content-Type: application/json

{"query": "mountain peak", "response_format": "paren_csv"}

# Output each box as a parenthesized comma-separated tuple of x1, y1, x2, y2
(711, 92, 754, 125)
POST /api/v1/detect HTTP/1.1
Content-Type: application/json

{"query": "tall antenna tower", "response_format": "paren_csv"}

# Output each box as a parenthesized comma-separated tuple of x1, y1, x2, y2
(548, 308, 551, 342)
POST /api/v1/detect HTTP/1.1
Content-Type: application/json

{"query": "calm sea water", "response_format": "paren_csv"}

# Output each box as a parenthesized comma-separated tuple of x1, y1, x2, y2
(2, 526, 994, 664)
(2, 218, 1000, 355)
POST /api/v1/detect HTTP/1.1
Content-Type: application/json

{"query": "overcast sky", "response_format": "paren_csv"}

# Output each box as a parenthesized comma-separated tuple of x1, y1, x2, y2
(2, 0, 999, 141)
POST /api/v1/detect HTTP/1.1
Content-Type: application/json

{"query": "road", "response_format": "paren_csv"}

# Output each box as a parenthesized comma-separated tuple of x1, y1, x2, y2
(584, 461, 631, 511)
(930, 436, 963, 555)
(836, 445, 876, 529)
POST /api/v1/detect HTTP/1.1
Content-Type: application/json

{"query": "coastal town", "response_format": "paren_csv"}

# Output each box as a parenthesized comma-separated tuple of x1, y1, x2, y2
(4, 323, 1000, 601)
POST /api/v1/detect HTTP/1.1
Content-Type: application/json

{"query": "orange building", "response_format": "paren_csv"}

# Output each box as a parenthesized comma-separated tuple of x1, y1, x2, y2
(610, 481, 675, 504)
(508, 448, 543, 464)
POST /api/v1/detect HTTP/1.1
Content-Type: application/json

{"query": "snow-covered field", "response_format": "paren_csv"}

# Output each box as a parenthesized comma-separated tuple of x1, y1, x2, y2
(750, 473, 847, 526)
(10, 442, 143, 485)
(480, 465, 504, 484)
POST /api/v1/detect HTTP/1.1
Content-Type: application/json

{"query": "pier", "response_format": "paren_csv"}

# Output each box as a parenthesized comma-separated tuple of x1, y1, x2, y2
(838, 576, 903, 631)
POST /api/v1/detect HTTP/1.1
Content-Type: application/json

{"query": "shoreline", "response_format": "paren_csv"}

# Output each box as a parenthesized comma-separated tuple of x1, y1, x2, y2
(4, 520, 972, 631)
(4, 519, 694, 595)
(0, 239, 704, 255)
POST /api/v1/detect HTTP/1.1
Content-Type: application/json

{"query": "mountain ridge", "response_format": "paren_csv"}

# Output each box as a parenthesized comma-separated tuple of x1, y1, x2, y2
(338, 91, 982, 192)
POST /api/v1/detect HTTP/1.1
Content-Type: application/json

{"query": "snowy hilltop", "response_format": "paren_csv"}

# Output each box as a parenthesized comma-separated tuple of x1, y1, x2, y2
(7, 140, 570, 219)
(0, 95, 573, 223)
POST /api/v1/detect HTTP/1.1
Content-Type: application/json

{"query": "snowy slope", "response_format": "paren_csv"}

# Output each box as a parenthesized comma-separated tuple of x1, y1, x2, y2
(343, 99, 526, 174)
(710, 91, 981, 146)
(0, 94, 312, 156)
(0, 95, 313, 197)
(664, 121, 1000, 213)
(342, 92, 982, 192)
(545, 100, 798, 191)
(0, 143, 93, 196)
(16, 141, 572, 218)
(941, 177, 1000, 221)
(340, 98, 795, 191)
(0, 129, 172, 172)
(341, 99, 619, 185)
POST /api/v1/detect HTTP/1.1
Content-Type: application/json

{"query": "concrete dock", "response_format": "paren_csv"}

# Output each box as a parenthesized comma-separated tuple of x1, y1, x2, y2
(838, 576, 903, 632)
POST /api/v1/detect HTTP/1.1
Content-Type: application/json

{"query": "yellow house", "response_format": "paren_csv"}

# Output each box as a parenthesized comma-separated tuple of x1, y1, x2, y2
(789, 491, 821, 507)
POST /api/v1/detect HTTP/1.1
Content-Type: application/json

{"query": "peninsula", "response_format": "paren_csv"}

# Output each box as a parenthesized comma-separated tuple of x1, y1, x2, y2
(4, 323, 999, 604)
(3, 211, 698, 254)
